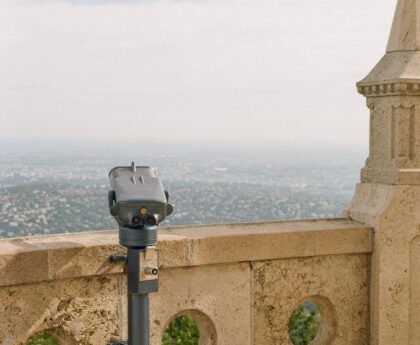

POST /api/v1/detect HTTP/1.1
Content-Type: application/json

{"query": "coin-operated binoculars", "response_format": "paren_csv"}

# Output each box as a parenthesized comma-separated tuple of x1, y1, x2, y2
(108, 163, 173, 345)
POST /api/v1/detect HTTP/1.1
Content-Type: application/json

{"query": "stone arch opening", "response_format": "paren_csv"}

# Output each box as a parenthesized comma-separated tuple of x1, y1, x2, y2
(26, 332, 60, 345)
(288, 295, 337, 345)
(161, 309, 217, 345)
(25, 329, 78, 345)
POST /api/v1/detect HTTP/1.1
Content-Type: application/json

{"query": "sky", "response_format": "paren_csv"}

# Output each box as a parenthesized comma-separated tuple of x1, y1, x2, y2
(0, 0, 397, 147)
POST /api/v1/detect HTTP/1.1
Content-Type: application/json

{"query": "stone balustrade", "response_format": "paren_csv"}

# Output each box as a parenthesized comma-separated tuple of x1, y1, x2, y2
(0, 218, 372, 345)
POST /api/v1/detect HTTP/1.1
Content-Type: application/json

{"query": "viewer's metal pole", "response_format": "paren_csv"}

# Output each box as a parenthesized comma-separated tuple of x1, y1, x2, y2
(128, 293, 149, 345)
(127, 248, 150, 345)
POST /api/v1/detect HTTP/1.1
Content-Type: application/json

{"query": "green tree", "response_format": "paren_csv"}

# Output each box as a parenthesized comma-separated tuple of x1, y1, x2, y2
(162, 315, 200, 345)
(288, 303, 321, 345)
(26, 333, 60, 345)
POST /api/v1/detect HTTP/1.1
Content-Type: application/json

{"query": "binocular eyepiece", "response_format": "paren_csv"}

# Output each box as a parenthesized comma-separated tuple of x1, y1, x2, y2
(108, 163, 173, 248)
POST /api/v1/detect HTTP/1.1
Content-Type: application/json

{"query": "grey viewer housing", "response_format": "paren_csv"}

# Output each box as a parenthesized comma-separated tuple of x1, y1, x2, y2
(108, 163, 173, 229)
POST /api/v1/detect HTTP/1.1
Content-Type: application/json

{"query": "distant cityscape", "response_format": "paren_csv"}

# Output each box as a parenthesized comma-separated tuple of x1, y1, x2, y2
(0, 139, 365, 238)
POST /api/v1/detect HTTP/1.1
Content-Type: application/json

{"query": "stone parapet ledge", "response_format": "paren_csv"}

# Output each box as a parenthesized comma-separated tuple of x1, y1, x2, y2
(0, 218, 373, 288)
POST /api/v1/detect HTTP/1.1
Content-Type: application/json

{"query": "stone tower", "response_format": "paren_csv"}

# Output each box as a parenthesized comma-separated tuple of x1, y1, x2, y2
(345, 0, 420, 344)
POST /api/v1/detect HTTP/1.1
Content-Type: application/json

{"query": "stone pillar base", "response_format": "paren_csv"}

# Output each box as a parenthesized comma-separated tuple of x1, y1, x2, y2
(345, 183, 420, 345)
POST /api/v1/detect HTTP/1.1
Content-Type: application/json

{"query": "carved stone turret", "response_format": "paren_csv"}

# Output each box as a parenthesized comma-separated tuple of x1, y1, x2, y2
(358, 0, 420, 185)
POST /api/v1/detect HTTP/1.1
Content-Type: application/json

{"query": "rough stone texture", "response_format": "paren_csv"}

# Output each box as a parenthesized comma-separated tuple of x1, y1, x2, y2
(165, 219, 372, 267)
(149, 263, 251, 345)
(0, 219, 372, 288)
(253, 254, 370, 345)
(157, 233, 190, 268)
(409, 235, 420, 344)
(0, 275, 124, 345)
(387, 0, 420, 52)
(117, 263, 252, 344)
(0, 241, 49, 286)
(345, 1, 420, 344)
(356, 0, 420, 185)
(0, 220, 372, 345)
(345, 183, 420, 345)
(358, 95, 420, 185)
(358, 51, 420, 86)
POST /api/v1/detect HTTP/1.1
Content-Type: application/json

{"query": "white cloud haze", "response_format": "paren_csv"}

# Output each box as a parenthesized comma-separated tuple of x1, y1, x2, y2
(0, 0, 396, 147)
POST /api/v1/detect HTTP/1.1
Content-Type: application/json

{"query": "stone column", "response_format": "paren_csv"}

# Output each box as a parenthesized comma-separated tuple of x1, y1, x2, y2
(345, 1, 420, 344)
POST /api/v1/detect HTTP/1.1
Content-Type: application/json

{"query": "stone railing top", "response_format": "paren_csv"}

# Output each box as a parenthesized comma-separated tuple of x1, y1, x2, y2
(0, 218, 372, 288)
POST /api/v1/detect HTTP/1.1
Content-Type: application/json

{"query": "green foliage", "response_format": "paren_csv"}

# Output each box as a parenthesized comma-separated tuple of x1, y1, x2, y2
(288, 302, 321, 345)
(162, 315, 200, 345)
(26, 333, 60, 345)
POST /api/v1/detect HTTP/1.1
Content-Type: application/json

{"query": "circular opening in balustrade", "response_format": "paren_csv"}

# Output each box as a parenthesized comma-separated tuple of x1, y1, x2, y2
(26, 332, 60, 345)
(162, 315, 200, 345)
(162, 309, 216, 345)
(288, 297, 337, 345)
(288, 300, 321, 345)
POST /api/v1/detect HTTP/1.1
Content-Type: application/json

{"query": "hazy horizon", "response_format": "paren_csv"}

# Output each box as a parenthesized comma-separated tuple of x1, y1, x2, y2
(0, 136, 369, 153)
(0, 137, 365, 238)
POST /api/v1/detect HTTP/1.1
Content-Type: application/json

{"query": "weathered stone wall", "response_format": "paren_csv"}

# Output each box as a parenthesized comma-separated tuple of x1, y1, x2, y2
(345, 183, 420, 345)
(254, 255, 369, 345)
(0, 219, 372, 345)
(346, 1, 420, 344)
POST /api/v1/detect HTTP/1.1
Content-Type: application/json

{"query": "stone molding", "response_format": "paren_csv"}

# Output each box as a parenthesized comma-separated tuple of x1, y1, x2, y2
(0, 218, 373, 288)
(357, 82, 420, 97)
